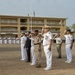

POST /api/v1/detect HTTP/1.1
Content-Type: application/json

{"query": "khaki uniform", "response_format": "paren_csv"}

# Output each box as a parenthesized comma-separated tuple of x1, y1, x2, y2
(55, 37, 62, 58)
(34, 35, 41, 67)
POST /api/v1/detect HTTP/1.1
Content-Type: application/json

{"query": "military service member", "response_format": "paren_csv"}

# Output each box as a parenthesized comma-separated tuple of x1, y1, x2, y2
(54, 33, 62, 59)
(42, 26, 53, 70)
(64, 29, 74, 63)
(34, 30, 41, 68)
(20, 32, 27, 61)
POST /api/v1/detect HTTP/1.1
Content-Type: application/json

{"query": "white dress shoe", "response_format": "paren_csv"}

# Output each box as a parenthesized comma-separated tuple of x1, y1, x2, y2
(65, 60, 68, 63)
(65, 60, 72, 63)
(30, 63, 35, 65)
(44, 67, 52, 70)
(21, 59, 25, 61)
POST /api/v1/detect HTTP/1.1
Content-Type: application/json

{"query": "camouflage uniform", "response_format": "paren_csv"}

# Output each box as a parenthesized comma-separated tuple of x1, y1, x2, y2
(34, 35, 41, 68)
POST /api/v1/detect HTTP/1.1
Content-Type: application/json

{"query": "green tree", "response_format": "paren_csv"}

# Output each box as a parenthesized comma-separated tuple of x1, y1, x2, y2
(72, 24, 75, 31)
(66, 26, 70, 30)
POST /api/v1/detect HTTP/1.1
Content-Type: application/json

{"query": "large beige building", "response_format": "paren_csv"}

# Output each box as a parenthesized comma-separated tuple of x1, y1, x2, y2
(0, 15, 66, 38)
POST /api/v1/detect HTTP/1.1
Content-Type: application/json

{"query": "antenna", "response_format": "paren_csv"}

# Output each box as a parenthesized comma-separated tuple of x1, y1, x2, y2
(33, 11, 35, 17)
(28, 13, 29, 17)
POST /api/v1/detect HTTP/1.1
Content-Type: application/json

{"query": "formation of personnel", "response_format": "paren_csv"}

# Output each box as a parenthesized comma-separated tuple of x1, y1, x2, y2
(20, 26, 74, 71)
(0, 37, 20, 44)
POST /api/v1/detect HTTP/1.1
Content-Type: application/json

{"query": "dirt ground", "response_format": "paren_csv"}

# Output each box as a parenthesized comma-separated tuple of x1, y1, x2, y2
(0, 43, 75, 75)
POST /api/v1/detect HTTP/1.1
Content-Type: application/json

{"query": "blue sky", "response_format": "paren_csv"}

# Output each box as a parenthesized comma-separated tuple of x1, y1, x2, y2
(0, 0, 75, 26)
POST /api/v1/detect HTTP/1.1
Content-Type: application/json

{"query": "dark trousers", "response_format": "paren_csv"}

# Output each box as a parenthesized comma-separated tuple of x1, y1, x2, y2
(27, 48, 31, 62)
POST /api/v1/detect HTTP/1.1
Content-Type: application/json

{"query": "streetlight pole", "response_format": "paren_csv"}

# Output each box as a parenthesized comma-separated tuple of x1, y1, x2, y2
(29, 0, 32, 32)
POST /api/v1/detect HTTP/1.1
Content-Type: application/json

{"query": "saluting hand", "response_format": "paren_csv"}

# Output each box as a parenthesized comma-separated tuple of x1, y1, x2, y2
(70, 45, 72, 49)
(24, 45, 26, 48)
(39, 48, 41, 51)
(48, 47, 51, 51)
(26, 48, 28, 50)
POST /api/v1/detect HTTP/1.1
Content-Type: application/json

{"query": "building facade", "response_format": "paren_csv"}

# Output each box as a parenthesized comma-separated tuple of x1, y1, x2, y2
(0, 15, 66, 38)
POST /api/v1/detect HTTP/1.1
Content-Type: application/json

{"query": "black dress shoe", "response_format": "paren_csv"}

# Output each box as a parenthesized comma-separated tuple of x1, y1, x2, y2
(26, 60, 31, 62)
(35, 65, 41, 68)
(57, 56, 61, 59)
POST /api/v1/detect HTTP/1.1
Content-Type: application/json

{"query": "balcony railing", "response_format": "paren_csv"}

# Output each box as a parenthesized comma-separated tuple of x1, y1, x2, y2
(47, 24, 61, 26)
(50, 30, 60, 33)
(20, 22, 27, 25)
(1, 22, 18, 25)
(29, 23, 44, 25)
(1, 30, 18, 32)
(1, 30, 18, 33)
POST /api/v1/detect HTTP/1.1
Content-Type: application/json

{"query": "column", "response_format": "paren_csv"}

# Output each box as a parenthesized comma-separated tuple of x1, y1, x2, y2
(18, 18, 20, 38)
(0, 17, 1, 37)
(44, 19, 47, 27)
(60, 20, 66, 37)
(27, 18, 29, 30)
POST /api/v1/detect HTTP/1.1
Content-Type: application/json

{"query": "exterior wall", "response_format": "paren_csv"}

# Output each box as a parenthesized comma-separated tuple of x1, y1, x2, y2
(0, 15, 66, 38)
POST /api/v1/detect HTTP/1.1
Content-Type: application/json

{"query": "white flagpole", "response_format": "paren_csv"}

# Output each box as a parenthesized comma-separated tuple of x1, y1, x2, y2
(29, 0, 32, 32)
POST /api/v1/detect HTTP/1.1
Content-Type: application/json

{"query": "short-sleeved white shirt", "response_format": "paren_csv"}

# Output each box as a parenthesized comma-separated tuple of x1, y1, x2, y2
(55, 37, 62, 44)
(64, 34, 73, 44)
(21, 35, 27, 44)
(43, 31, 53, 46)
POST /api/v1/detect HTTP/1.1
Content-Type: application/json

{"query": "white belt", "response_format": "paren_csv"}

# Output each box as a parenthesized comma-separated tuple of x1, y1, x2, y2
(31, 45, 34, 46)
(57, 44, 61, 45)
(43, 44, 49, 46)
(21, 43, 25, 44)
(66, 43, 71, 45)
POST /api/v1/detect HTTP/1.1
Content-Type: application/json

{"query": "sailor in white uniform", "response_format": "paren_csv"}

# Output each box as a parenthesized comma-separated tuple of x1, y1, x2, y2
(21, 32, 27, 61)
(64, 29, 74, 63)
(16, 38, 20, 44)
(30, 33, 36, 65)
(8, 37, 11, 44)
(12, 37, 15, 44)
(42, 26, 53, 70)
(0, 37, 2, 44)
(4, 37, 7, 44)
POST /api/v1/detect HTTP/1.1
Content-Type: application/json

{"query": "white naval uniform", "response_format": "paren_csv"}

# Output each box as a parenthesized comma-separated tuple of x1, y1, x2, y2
(0, 38, 2, 44)
(8, 38, 11, 44)
(43, 31, 53, 69)
(30, 37, 36, 65)
(16, 38, 20, 44)
(64, 34, 73, 62)
(4, 38, 7, 44)
(21, 35, 27, 60)
(12, 38, 15, 44)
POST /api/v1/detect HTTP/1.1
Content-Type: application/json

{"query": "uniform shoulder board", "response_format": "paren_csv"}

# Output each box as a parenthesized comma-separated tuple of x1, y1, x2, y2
(49, 31, 51, 34)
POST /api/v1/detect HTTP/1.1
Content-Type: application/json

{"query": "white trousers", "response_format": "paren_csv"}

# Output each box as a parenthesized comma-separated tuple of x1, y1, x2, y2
(0, 40, 2, 44)
(21, 44, 26, 60)
(66, 44, 72, 62)
(12, 40, 15, 44)
(31, 46, 36, 64)
(16, 40, 19, 44)
(8, 40, 11, 44)
(44, 45, 52, 68)
(4, 40, 7, 44)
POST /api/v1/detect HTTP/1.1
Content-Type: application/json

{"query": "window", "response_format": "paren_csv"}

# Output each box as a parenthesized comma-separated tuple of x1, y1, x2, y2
(20, 27, 27, 30)
(20, 19, 27, 23)
(1, 18, 18, 24)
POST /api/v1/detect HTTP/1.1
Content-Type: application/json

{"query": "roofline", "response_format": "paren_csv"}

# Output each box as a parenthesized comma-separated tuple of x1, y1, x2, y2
(0, 14, 67, 20)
